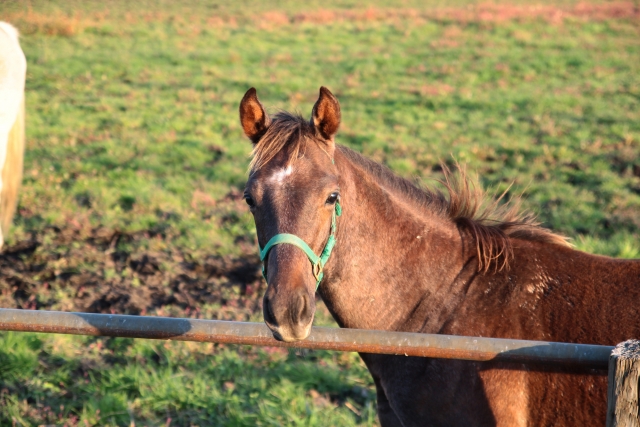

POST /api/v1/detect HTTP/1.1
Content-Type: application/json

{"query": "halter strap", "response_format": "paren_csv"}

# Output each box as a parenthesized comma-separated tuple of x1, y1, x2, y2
(259, 201, 341, 290)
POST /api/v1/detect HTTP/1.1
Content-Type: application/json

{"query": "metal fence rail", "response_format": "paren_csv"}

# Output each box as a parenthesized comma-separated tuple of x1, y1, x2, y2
(0, 308, 612, 370)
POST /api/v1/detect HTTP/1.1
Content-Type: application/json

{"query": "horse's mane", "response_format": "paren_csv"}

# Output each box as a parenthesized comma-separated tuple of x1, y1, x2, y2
(250, 112, 570, 273)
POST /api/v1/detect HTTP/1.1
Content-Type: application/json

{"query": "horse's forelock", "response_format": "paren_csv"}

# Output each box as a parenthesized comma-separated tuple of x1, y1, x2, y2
(249, 112, 314, 172)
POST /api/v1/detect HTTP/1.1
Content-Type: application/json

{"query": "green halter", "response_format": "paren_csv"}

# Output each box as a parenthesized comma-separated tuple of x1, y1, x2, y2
(259, 201, 342, 291)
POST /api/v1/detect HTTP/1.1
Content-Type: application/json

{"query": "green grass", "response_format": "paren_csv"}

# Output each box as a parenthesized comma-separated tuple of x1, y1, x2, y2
(5, 4, 640, 255)
(0, 0, 639, 425)
(0, 332, 376, 426)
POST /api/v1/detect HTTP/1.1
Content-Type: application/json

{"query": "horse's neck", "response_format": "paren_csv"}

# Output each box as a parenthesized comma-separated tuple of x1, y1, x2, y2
(320, 149, 475, 333)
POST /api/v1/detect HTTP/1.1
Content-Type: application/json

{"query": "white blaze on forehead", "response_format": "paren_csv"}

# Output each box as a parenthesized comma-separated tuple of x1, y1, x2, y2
(268, 165, 294, 184)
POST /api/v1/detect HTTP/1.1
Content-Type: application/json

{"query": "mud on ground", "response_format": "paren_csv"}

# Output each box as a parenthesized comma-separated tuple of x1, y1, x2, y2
(0, 225, 265, 322)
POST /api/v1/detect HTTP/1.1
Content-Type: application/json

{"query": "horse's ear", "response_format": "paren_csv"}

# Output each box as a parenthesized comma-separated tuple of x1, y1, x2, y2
(239, 88, 270, 144)
(311, 86, 341, 143)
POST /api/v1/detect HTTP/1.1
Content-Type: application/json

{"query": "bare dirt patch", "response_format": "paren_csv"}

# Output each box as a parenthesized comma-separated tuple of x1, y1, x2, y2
(0, 226, 264, 321)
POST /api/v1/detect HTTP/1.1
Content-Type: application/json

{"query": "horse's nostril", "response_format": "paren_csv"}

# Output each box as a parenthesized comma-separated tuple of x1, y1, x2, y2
(295, 290, 312, 325)
(263, 295, 277, 326)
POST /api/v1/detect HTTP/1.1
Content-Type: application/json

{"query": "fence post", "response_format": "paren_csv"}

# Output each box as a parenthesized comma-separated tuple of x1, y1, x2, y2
(607, 340, 640, 427)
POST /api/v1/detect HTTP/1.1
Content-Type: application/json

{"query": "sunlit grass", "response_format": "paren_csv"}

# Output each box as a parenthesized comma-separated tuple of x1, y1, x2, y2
(0, 332, 376, 426)
(574, 232, 640, 259)
(6, 11, 639, 254)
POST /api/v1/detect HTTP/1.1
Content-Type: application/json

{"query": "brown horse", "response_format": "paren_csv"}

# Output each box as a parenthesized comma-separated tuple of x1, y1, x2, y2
(239, 87, 640, 426)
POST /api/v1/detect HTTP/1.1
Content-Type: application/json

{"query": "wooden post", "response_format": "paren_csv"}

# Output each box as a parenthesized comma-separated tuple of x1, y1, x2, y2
(607, 340, 640, 427)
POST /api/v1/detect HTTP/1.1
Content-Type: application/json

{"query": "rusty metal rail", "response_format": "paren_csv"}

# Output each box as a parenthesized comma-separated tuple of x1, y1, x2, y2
(0, 308, 612, 369)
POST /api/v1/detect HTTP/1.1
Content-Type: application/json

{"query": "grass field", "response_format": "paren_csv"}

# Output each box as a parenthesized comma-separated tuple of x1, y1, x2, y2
(0, 0, 639, 425)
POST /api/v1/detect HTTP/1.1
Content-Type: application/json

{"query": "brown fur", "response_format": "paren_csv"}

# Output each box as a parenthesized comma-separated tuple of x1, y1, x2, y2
(240, 87, 640, 426)
(311, 86, 341, 141)
(240, 88, 270, 146)
(249, 111, 568, 273)
(1, 97, 25, 235)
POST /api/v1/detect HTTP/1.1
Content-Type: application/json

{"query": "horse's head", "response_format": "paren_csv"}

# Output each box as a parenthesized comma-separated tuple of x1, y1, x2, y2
(239, 87, 342, 342)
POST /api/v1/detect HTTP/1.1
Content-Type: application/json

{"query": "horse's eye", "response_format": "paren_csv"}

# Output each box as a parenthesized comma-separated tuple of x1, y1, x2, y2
(326, 192, 339, 205)
(245, 196, 255, 208)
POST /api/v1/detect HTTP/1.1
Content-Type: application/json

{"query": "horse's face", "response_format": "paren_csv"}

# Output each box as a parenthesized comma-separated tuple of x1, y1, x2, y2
(239, 87, 341, 342)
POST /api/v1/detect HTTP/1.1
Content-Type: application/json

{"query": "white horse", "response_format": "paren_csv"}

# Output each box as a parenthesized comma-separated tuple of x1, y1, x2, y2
(0, 22, 26, 250)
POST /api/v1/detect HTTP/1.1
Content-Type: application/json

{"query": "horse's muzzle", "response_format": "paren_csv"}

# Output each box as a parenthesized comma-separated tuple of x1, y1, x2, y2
(263, 285, 314, 342)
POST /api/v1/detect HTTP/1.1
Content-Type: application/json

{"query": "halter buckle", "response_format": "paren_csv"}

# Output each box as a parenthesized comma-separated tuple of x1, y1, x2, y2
(312, 262, 323, 281)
